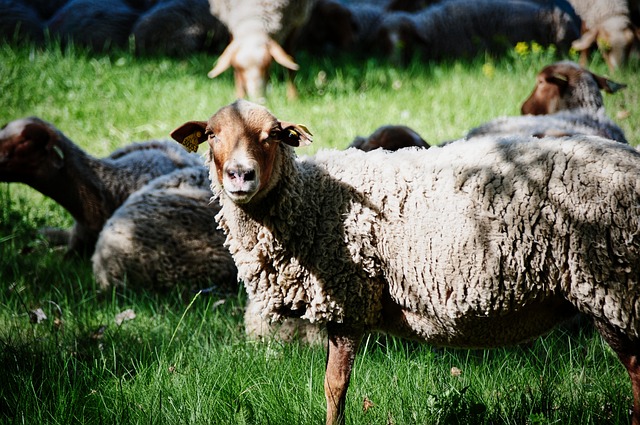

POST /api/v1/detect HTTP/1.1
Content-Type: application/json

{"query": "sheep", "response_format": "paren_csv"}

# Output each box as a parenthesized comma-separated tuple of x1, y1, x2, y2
(0, 117, 202, 256)
(132, 0, 230, 57)
(207, 0, 316, 100)
(465, 61, 629, 144)
(568, 0, 640, 71)
(348, 124, 429, 151)
(171, 99, 640, 425)
(374, 0, 581, 63)
(47, 0, 140, 51)
(92, 165, 238, 292)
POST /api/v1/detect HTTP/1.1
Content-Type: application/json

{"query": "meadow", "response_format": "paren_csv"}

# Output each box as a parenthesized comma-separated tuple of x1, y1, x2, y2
(1, 38, 640, 424)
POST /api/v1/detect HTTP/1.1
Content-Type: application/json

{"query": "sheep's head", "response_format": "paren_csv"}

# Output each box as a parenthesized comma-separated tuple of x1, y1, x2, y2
(571, 16, 639, 72)
(349, 125, 429, 151)
(207, 34, 299, 102)
(0, 117, 65, 184)
(171, 100, 312, 205)
(520, 60, 626, 115)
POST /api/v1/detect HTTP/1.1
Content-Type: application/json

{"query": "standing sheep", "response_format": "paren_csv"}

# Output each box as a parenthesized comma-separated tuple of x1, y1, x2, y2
(172, 99, 640, 425)
(465, 61, 629, 143)
(0, 117, 202, 256)
(207, 0, 316, 100)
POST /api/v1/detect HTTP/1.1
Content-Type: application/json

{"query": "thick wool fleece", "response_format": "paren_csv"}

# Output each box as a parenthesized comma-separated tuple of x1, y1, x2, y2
(93, 166, 237, 292)
(215, 135, 640, 348)
(465, 110, 629, 144)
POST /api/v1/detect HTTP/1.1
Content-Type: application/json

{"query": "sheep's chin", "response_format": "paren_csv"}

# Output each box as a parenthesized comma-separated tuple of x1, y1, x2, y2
(225, 189, 257, 205)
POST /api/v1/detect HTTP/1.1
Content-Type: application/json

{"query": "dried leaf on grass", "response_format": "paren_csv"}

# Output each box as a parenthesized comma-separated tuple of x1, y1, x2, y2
(363, 396, 375, 413)
(115, 309, 136, 326)
(450, 366, 463, 377)
(29, 308, 47, 324)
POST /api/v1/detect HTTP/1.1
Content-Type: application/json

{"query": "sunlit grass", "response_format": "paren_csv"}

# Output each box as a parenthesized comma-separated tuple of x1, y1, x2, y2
(1, 39, 639, 424)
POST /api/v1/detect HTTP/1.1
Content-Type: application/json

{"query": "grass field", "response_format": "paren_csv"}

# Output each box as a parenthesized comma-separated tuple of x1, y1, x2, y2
(1, 39, 640, 424)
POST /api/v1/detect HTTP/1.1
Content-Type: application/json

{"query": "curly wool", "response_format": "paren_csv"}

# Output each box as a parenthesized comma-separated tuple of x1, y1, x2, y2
(208, 0, 314, 43)
(216, 135, 640, 347)
(94, 165, 237, 291)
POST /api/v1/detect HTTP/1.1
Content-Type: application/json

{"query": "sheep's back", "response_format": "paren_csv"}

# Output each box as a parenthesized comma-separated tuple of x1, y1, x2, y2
(313, 137, 640, 341)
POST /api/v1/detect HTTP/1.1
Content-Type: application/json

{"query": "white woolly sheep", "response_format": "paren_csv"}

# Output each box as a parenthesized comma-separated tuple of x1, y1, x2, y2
(568, 0, 639, 71)
(466, 61, 629, 144)
(47, 0, 140, 51)
(132, 0, 230, 57)
(375, 0, 581, 63)
(348, 124, 429, 151)
(0, 117, 202, 256)
(172, 99, 640, 425)
(92, 165, 238, 292)
(207, 0, 316, 100)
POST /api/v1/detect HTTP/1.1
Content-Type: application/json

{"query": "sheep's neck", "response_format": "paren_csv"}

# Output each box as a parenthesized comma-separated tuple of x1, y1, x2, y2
(34, 143, 135, 234)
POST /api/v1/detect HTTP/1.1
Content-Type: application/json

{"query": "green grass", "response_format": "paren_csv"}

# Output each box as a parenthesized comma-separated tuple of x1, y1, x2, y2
(1, 40, 640, 424)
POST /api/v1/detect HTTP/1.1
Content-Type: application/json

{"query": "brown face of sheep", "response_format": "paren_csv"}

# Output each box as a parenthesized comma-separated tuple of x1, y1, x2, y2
(170, 101, 312, 205)
(0, 117, 65, 183)
(520, 61, 626, 115)
(207, 36, 300, 101)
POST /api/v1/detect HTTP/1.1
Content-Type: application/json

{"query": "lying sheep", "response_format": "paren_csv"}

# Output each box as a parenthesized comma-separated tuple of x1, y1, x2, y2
(348, 124, 429, 151)
(132, 0, 230, 57)
(375, 0, 581, 63)
(0, 117, 202, 256)
(92, 165, 238, 292)
(0, 0, 45, 44)
(207, 0, 316, 100)
(466, 61, 629, 143)
(47, 0, 140, 51)
(568, 0, 639, 70)
(172, 99, 640, 425)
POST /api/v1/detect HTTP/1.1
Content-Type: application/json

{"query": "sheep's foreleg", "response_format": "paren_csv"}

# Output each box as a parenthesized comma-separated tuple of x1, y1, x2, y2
(594, 320, 640, 425)
(324, 323, 363, 425)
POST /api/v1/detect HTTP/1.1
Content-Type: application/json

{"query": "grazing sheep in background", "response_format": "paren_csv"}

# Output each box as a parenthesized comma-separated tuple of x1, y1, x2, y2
(172, 99, 640, 425)
(348, 124, 429, 151)
(0, 117, 202, 256)
(47, 0, 140, 51)
(465, 61, 629, 143)
(92, 165, 238, 292)
(0, 0, 45, 43)
(375, 0, 581, 63)
(207, 0, 316, 100)
(133, 0, 230, 56)
(568, 0, 639, 71)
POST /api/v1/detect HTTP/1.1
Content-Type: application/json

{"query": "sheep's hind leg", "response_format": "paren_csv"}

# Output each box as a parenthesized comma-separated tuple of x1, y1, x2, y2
(594, 320, 640, 425)
(324, 323, 363, 425)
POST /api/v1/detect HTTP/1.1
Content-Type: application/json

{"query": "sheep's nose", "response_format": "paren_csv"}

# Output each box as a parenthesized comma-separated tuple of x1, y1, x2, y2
(226, 167, 256, 183)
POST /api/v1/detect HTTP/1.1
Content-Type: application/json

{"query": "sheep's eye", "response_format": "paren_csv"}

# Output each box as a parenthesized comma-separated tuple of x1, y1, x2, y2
(268, 129, 280, 140)
(206, 131, 218, 142)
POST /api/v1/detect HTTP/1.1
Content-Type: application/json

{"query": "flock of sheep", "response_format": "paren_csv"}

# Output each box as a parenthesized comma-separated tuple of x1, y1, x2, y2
(2, 0, 639, 99)
(2, 0, 640, 424)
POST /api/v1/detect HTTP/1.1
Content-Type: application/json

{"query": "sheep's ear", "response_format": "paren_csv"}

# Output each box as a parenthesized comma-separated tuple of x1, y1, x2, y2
(208, 41, 239, 78)
(21, 120, 65, 169)
(170, 121, 208, 152)
(592, 74, 627, 94)
(571, 29, 598, 51)
(267, 39, 299, 71)
(278, 120, 312, 147)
